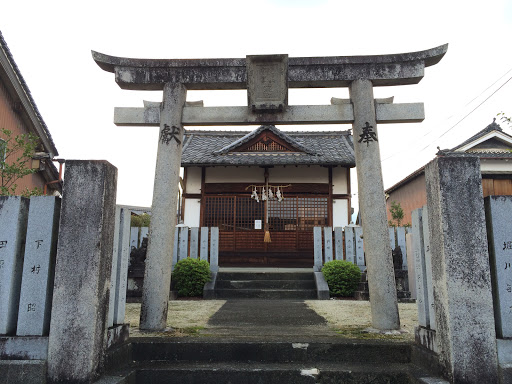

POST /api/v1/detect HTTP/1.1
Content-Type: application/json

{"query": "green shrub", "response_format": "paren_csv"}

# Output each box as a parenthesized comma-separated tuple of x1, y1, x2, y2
(173, 258, 211, 297)
(322, 260, 361, 297)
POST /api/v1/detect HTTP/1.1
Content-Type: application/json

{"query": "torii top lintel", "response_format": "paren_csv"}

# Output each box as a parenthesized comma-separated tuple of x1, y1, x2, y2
(92, 44, 447, 91)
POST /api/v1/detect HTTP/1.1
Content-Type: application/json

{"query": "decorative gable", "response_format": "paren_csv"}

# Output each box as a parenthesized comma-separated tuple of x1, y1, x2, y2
(467, 137, 512, 153)
(235, 131, 299, 153)
(212, 125, 318, 156)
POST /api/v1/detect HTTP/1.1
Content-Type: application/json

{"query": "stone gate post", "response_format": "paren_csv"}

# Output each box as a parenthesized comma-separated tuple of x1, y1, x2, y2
(425, 154, 498, 383)
(47, 160, 117, 383)
(349, 79, 400, 330)
(140, 82, 187, 331)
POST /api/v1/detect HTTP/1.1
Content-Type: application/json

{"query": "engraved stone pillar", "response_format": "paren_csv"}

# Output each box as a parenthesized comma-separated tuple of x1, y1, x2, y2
(485, 195, 512, 338)
(47, 160, 117, 384)
(140, 82, 187, 331)
(0, 196, 29, 335)
(425, 155, 498, 383)
(349, 79, 400, 330)
(114, 207, 131, 325)
(344, 226, 355, 264)
(17, 196, 61, 336)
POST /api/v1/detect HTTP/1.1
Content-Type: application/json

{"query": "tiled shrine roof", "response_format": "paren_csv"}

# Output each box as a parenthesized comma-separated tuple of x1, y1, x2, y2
(181, 125, 355, 167)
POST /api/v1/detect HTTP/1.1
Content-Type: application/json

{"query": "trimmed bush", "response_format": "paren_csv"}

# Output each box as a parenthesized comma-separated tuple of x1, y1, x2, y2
(173, 258, 211, 297)
(322, 260, 361, 297)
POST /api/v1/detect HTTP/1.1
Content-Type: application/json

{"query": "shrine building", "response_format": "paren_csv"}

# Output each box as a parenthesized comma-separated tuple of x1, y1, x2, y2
(180, 124, 355, 268)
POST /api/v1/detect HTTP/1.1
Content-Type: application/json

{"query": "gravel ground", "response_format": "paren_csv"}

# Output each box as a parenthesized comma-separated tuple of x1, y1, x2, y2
(306, 300, 418, 340)
(125, 300, 226, 336)
(124, 299, 418, 340)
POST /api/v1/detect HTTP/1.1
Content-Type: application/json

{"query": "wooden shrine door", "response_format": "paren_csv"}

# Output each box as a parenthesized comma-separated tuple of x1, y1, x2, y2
(202, 195, 329, 267)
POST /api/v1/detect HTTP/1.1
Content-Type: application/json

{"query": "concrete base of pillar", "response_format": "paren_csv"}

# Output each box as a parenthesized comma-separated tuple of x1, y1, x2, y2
(203, 272, 217, 300)
(0, 336, 48, 360)
(313, 272, 330, 300)
(0, 360, 46, 384)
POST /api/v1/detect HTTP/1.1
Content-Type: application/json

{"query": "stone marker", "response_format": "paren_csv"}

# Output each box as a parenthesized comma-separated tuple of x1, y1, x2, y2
(422, 205, 436, 330)
(323, 227, 333, 263)
(389, 227, 395, 250)
(210, 227, 219, 272)
(405, 233, 416, 300)
(140, 227, 149, 241)
(411, 208, 429, 327)
(130, 227, 139, 249)
(114, 208, 131, 325)
(190, 227, 199, 259)
(108, 206, 121, 328)
(396, 227, 407, 269)
(344, 226, 355, 264)
(484, 196, 512, 338)
(178, 226, 189, 261)
(140, 82, 186, 331)
(47, 160, 117, 384)
(0, 196, 29, 335)
(313, 227, 322, 271)
(171, 229, 179, 271)
(425, 155, 498, 383)
(354, 226, 365, 268)
(17, 196, 61, 336)
(334, 227, 343, 260)
(200, 227, 209, 261)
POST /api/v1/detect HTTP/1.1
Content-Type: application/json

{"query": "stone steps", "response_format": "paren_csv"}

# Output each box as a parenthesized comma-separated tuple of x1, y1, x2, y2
(214, 272, 317, 300)
(131, 339, 412, 363)
(215, 288, 317, 299)
(134, 361, 419, 384)
(97, 339, 449, 384)
(216, 279, 316, 290)
(218, 272, 314, 281)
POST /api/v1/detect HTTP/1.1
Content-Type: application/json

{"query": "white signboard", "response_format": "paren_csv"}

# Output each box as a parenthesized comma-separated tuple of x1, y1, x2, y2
(254, 220, 262, 230)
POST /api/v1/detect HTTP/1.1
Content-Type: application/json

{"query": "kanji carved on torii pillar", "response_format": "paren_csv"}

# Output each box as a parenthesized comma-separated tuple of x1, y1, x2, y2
(93, 44, 447, 332)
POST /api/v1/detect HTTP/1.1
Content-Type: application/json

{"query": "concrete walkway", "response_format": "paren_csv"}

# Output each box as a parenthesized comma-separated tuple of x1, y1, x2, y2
(205, 299, 339, 339)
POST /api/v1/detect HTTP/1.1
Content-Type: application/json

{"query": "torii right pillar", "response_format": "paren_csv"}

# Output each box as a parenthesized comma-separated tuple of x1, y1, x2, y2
(350, 79, 400, 330)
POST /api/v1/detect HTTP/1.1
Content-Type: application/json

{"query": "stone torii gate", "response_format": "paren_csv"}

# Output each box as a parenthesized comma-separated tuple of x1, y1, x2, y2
(93, 45, 447, 332)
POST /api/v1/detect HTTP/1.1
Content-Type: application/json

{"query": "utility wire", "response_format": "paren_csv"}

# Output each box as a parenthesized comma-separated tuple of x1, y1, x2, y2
(420, 74, 512, 151)
(380, 68, 512, 162)
(420, 67, 512, 138)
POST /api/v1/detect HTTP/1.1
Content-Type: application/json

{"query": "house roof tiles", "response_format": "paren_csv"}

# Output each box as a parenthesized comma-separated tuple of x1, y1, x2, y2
(0, 31, 58, 155)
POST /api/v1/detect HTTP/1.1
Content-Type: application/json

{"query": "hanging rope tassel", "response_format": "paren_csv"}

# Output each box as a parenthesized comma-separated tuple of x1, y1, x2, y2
(264, 230, 271, 243)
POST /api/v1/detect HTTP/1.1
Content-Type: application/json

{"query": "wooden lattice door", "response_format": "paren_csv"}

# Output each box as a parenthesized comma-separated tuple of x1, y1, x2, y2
(203, 195, 328, 266)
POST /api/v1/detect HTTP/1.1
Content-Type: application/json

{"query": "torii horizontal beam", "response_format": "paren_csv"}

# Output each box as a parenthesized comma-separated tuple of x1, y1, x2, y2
(92, 44, 447, 90)
(114, 102, 424, 126)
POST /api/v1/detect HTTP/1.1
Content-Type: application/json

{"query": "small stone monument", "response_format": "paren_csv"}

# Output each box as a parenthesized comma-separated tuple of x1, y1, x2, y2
(0, 196, 29, 335)
(16, 196, 61, 336)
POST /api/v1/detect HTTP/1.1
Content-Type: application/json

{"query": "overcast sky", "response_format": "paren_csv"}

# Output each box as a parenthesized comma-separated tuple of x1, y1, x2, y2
(1, 1, 511, 210)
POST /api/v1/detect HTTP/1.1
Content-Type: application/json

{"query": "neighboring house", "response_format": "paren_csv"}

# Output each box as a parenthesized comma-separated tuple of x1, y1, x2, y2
(0, 31, 61, 195)
(385, 119, 512, 225)
(180, 125, 355, 267)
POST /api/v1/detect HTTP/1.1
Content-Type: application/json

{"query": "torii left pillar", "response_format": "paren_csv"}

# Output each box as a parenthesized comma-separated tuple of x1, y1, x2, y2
(140, 82, 187, 331)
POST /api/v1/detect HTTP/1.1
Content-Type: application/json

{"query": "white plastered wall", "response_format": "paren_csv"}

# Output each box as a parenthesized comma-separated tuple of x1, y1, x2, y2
(268, 166, 328, 183)
(332, 167, 348, 194)
(205, 167, 264, 182)
(480, 159, 512, 174)
(333, 199, 349, 228)
(185, 167, 202, 193)
(183, 198, 201, 228)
